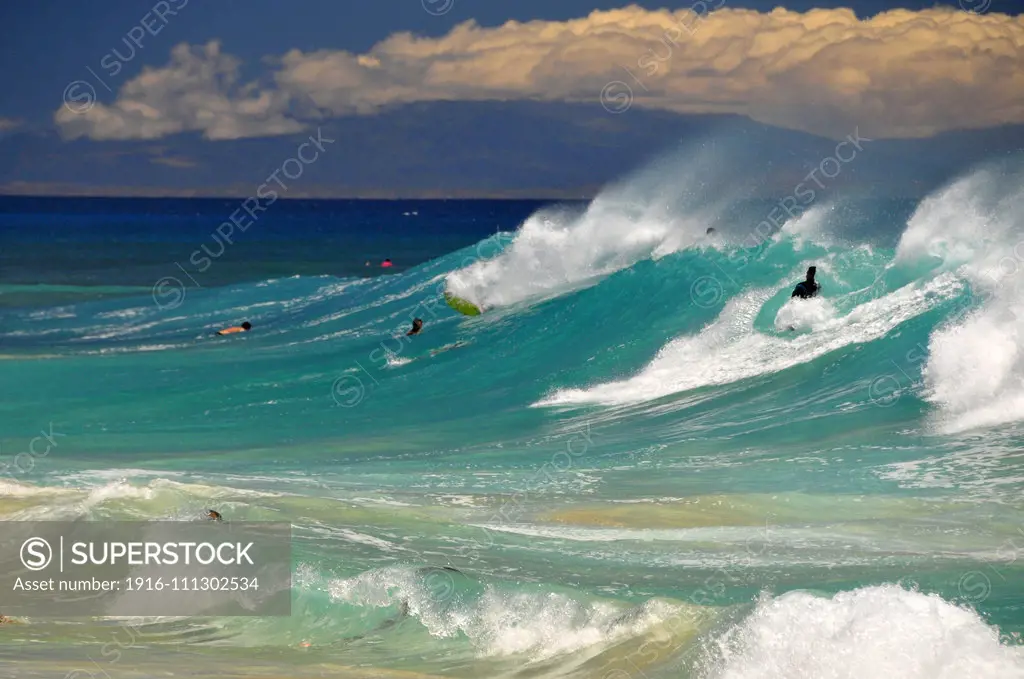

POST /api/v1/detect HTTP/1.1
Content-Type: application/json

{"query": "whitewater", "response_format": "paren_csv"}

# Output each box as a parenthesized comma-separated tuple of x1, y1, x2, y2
(3, 160, 1024, 678)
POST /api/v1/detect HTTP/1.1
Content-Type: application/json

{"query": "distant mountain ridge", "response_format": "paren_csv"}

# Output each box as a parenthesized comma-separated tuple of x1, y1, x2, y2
(3, 101, 1022, 198)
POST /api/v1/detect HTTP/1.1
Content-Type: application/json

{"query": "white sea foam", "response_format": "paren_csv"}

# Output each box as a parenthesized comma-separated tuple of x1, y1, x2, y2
(774, 296, 838, 333)
(537, 274, 960, 407)
(895, 167, 1024, 433)
(443, 149, 742, 311)
(700, 585, 1024, 679)
(329, 566, 685, 662)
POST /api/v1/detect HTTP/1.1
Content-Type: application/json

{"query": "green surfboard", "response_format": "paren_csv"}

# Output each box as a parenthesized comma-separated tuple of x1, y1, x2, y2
(444, 292, 482, 316)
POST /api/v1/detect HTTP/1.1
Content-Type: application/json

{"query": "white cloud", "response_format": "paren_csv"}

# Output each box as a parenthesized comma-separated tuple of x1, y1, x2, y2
(53, 7, 1024, 141)
(54, 42, 303, 141)
(0, 118, 21, 133)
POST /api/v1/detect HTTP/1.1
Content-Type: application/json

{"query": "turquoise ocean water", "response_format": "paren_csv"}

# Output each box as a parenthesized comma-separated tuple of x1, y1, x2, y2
(3, 163, 1024, 678)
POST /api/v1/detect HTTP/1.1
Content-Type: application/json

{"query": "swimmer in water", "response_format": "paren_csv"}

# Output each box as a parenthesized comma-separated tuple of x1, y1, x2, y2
(205, 509, 223, 521)
(407, 318, 423, 336)
(216, 321, 251, 336)
(381, 259, 393, 268)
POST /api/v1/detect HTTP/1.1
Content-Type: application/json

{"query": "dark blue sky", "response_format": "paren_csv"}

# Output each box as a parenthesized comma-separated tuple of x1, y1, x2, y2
(1, 0, 1011, 124)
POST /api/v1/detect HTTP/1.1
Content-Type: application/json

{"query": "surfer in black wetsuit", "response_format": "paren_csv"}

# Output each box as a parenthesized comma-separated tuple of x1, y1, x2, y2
(791, 266, 820, 299)
(407, 318, 424, 336)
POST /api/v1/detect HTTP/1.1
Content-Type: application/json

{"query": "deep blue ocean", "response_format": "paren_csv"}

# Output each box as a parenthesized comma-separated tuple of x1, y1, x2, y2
(3, 165, 1024, 679)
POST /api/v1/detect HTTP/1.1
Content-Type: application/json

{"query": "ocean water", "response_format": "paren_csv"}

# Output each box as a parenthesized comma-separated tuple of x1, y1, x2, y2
(3, 163, 1024, 679)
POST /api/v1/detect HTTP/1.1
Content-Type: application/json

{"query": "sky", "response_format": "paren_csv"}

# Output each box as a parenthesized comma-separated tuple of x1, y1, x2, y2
(1, 0, 1022, 197)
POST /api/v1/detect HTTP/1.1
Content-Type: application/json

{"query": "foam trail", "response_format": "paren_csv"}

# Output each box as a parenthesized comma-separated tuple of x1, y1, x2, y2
(700, 585, 1024, 679)
(895, 166, 1024, 433)
(774, 296, 837, 332)
(385, 351, 412, 368)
